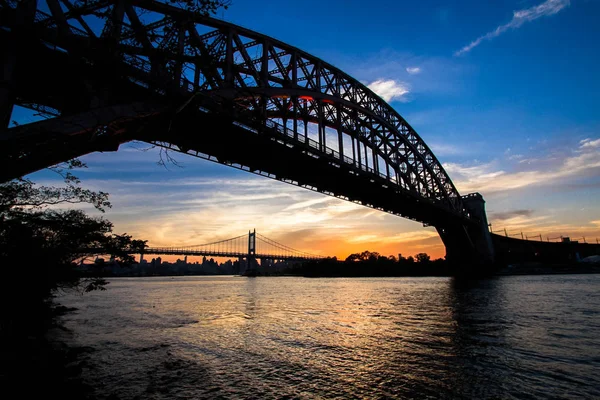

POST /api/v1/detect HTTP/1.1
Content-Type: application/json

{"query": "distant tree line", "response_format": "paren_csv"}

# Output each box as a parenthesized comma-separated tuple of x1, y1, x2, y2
(288, 250, 452, 277)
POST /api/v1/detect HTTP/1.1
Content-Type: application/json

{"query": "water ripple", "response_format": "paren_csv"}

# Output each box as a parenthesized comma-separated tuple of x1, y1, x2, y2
(57, 275, 600, 399)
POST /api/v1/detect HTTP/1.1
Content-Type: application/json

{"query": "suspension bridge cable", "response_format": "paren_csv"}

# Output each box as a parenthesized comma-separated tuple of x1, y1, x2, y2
(256, 234, 309, 254)
(186, 233, 248, 248)
(256, 233, 323, 258)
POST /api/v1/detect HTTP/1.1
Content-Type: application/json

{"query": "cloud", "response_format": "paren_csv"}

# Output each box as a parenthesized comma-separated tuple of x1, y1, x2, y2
(27, 143, 451, 259)
(508, 154, 524, 161)
(367, 79, 410, 102)
(282, 197, 332, 211)
(340, 50, 470, 98)
(346, 231, 439, 245)
(406, 67, 421, 75)
(491, 215, 551, 232)
(490, 217, 600, 242)
(444, 137, 600, 194)
(455, 0, 571, 56)
(50, 172, 442, 258)
(580, 138, 600, 149)
(427, 142, 469, 157)
(489, 209, 535, 221)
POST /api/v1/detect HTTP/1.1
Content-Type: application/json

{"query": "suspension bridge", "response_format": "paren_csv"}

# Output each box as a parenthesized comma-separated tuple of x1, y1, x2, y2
(142, 230, 325, 261)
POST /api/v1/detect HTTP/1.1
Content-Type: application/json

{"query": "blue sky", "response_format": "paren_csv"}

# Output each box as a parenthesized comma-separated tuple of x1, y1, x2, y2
(19, 0, 600, 258)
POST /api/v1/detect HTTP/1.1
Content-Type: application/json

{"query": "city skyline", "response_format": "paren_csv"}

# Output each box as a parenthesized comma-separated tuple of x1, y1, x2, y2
(17, 0, 600, 260)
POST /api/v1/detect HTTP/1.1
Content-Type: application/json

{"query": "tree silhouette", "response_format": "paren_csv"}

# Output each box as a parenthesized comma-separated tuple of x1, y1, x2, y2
(415, 253, 431, 263)
(0, 159, 147, 340)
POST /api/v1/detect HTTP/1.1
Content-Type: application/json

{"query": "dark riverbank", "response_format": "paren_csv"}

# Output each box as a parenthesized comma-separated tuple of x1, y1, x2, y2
(0, 302, 94, 400)
(278, 258, 600, 278)
(80, 259, 600, 278)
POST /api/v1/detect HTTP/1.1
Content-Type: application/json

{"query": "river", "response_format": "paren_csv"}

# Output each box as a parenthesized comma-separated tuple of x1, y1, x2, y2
(55, 275, 600, 399)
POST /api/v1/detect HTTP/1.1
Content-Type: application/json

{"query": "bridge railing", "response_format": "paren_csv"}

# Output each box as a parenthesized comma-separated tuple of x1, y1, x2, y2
(262, 117, 387, 180)
(492, 227, 600, 244)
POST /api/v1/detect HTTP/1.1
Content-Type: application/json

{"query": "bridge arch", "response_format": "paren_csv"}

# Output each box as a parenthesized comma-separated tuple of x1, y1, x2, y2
(174, 10, 463, 213)
(0, 0, 494, 264)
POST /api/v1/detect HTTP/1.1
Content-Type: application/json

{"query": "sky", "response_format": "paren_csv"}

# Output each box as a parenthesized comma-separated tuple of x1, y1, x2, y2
(17, 0, 600, 260)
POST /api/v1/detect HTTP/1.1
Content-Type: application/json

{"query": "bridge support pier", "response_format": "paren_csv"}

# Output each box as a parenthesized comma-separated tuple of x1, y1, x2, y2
(436, 193, 495, 269)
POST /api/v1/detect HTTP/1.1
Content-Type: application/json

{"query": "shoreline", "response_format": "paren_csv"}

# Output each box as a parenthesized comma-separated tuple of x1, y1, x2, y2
(94, 266, 600, 279)
(81, 258, 600, 279)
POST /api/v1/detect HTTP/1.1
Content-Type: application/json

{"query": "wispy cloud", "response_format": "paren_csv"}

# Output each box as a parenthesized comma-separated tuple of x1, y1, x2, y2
(348, 230, 439, 244)
(492, 214, 551, 231)
(455, 0, 571, 56)
(490, 215, 600, 242)
(46, 172, 442, 258)
(342, 50, 469, 99)
(28, 143, 451, 258)
(427, 142, 469, 157)
(580, 138, 600, 149)
(489, 209, 535, 222)
(444, 137, 600, 194)
(367, 79, 410, 102)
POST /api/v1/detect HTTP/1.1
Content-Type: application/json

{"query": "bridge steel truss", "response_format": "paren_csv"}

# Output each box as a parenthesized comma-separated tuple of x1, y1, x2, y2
(0, 0, 494, 264)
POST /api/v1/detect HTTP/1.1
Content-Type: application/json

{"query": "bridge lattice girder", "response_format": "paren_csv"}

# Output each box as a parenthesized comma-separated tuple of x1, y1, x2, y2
(1, 0, 468, 221)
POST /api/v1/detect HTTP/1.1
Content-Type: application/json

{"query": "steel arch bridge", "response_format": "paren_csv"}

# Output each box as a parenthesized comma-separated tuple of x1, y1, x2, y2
(0, 0, 494, 264)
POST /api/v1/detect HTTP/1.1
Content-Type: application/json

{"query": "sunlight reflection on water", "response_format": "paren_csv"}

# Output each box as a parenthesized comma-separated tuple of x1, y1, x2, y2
(57, 275, 600, 399)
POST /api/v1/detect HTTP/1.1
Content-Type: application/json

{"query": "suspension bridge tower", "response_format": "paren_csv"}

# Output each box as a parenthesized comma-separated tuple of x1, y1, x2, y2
(243, 229, 259, 276)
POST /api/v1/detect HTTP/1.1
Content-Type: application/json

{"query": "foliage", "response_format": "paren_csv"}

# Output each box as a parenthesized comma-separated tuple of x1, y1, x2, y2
(288, 250, 449, 277)
(0, 177, 110, 215)
(345, 250, 383, 262)
(165, 0, 231, 14)
(415, 252, 431, 263)
(0, 159, 147, 300)
(344, 250, 431, 265)
(74, 0, 230, 16)
(0, 161, 149, 393)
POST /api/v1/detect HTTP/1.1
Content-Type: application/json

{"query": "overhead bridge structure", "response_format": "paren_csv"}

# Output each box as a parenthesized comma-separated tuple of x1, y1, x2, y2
(0, 0, 494, 265)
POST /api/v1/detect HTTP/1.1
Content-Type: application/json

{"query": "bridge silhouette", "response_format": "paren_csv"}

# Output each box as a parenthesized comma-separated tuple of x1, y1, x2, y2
(1, 0, 529, 266)
(141, 230, 324, 261)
